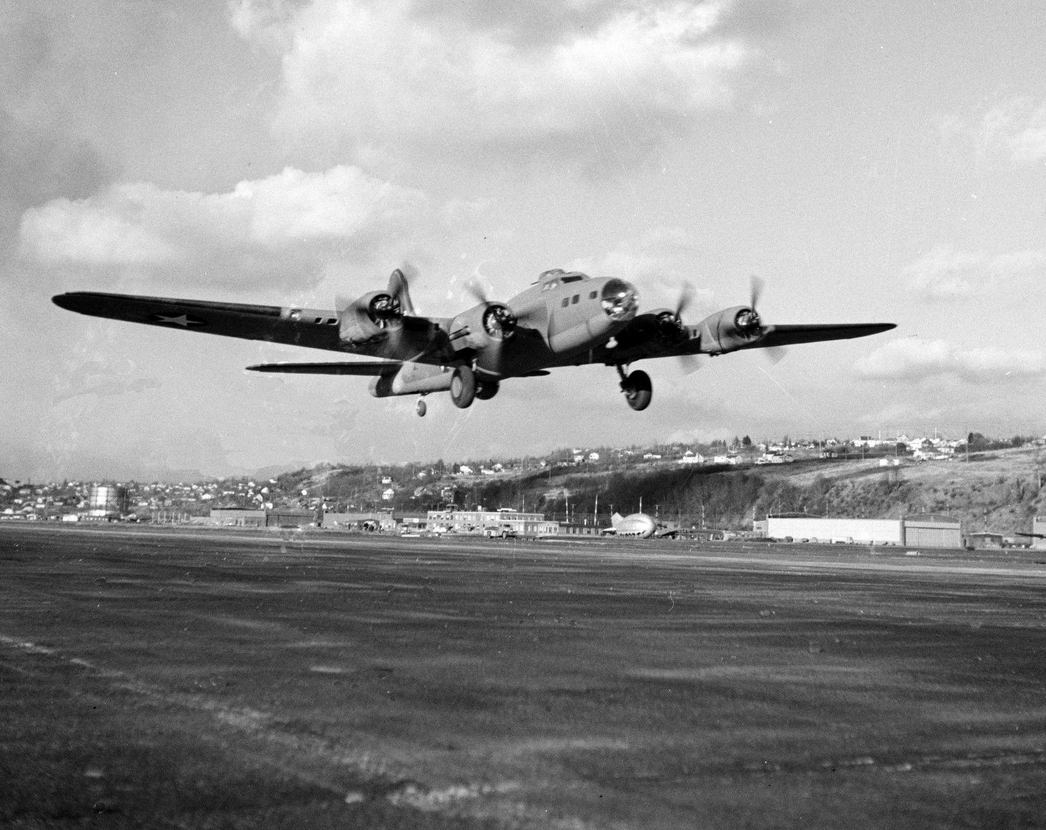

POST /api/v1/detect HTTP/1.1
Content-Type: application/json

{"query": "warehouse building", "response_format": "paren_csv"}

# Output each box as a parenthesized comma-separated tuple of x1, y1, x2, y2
(763, 514, 962, 548)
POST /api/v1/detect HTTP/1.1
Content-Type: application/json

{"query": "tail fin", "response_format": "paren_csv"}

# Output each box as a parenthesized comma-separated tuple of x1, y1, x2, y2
(611, 512, 625, 528)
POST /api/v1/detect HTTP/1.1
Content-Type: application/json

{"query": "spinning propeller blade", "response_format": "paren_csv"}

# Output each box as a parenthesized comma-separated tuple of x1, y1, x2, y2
(748, 274, 787, 365)
(674, 280, 696, 319)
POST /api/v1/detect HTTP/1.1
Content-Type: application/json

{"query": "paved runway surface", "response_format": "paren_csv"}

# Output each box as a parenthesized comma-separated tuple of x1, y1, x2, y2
(2, 524, 1046, 828)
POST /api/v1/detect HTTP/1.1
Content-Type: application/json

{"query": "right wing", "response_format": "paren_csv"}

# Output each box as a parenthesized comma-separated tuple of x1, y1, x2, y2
(52, 291, 452, 363)
(53, 292, 344, 352)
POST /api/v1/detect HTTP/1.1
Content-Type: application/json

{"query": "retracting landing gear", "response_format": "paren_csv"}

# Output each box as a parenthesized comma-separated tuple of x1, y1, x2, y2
(616, 365, 652, 411)
(449, 365, 476, 409)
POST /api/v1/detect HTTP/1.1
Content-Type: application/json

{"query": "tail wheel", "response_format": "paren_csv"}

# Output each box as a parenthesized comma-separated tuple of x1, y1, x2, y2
(621, 369, 652, 411)
(450, 365, 476, 409)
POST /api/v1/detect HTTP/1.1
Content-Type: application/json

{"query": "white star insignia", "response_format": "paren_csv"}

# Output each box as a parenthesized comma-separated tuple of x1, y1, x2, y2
(154, 314, 204, 327)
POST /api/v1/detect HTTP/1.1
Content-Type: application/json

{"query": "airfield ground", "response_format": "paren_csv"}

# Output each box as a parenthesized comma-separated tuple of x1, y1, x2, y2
(2, 525, 1045, 829)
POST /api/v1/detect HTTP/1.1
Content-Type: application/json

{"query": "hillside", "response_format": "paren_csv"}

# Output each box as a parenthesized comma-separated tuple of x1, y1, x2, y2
(285, 446, 1046, 536)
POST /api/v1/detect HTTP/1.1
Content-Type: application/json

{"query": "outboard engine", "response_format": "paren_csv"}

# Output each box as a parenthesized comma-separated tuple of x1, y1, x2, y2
(696, 305, 764, 354)
(339, 291, 403, 346)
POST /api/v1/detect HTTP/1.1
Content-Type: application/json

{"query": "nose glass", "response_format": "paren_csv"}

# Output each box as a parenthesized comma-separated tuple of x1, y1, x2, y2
(600, 279, 638, 321)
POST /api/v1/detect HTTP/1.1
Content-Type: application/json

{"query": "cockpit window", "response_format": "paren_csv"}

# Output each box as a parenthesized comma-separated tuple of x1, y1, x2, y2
(538, 268, 587, 285)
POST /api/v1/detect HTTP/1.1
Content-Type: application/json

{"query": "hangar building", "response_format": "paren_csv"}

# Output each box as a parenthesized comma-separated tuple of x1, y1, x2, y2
(764, 515, 962, 548)
(1032, 516, 1046, 549)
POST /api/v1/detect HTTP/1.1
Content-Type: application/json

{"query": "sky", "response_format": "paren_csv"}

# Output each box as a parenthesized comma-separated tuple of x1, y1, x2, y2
(3, 0, 1045, 482)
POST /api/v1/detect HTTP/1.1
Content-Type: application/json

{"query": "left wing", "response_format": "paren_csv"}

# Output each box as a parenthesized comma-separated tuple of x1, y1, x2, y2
(724, 322, 896, 351)
(601, 305, 895, 365)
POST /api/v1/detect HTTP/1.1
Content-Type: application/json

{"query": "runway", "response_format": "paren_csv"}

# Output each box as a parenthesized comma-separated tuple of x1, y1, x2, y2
(2, 524, 1045, 828)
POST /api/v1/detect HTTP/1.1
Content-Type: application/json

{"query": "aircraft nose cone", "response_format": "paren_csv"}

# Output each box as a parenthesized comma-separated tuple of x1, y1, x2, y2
(600, 278, 638, 322)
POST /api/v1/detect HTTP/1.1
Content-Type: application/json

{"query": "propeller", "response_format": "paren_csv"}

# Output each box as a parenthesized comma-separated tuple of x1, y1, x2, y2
(335, 264, 420, 356)
(464, 276, 542, 337)
(745, 274, 787, 365)
(661, 281, 703, 374)
(750, 274, 764, 312)
(389, 262, 418, 315)
(675, 280, 696, 319)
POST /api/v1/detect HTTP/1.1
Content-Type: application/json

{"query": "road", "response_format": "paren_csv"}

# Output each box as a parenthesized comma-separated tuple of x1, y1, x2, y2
(2, 524, 1045, 828)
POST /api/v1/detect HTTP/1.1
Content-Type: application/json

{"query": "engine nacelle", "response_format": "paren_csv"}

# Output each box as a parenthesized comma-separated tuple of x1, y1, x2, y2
(369, 362, 454, 397)
(339, 291, 402, 346)
(448, 303, 517, 353)
(696, 305, 764, 354)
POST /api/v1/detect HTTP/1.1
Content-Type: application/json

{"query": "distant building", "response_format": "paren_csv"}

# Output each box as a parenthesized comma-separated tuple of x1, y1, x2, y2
(427, 507, 558, 537)
(903, 515, 962, 549)
(766, 516, 904, 545)
(763, 515, 963, 548)
(1030, 517, 1046, 550)
(966, 532, 1004, 550)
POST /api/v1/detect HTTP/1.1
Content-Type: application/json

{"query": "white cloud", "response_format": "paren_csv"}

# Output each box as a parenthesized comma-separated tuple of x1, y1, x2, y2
(570, 227, 714, 312)
(980, 97, 1046, 164)
(941, 97, 1046, 167)
(903, 244, 1046, 300)
(18, 165, 429, 288)
(234, 0, 750, 163)
(856, 338, 1046, 383)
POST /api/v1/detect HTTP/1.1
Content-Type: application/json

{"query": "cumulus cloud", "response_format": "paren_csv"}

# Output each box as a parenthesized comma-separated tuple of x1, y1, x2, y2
(570, 227, 714, 311)
(903, 244, 1046, 300)
(856, 338, 1046, 383)
(980, 97, 1046, 164)
(18, 165, 429, 289)
(940, 97, 1046, 167)
(52, 358, 162, 404)
(230, 0, 751, 164)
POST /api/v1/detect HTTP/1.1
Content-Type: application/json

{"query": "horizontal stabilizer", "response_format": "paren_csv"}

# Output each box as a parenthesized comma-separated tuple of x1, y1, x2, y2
(246, 361, 402, 376)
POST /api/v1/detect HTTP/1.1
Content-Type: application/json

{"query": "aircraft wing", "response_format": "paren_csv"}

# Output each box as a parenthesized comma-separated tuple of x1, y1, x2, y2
(246, 361, 401, 375)
(601, 312, 895, 365)
(51, 291, 453, 363)
(737, 322, 897, 350)
(53, 291, 344, 352)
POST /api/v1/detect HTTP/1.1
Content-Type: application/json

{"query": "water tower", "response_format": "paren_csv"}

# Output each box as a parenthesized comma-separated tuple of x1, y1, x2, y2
(88, 484, 130, 519)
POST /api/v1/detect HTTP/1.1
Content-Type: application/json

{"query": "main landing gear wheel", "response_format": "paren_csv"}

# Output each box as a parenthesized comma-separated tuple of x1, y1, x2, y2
(450, 365, 476, 409)
(619, 368, 652, 411)
(416, 398, 427, 417)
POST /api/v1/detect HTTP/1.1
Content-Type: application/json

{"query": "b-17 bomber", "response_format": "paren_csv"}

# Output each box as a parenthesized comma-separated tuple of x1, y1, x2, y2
(53, 266, 894, 416)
